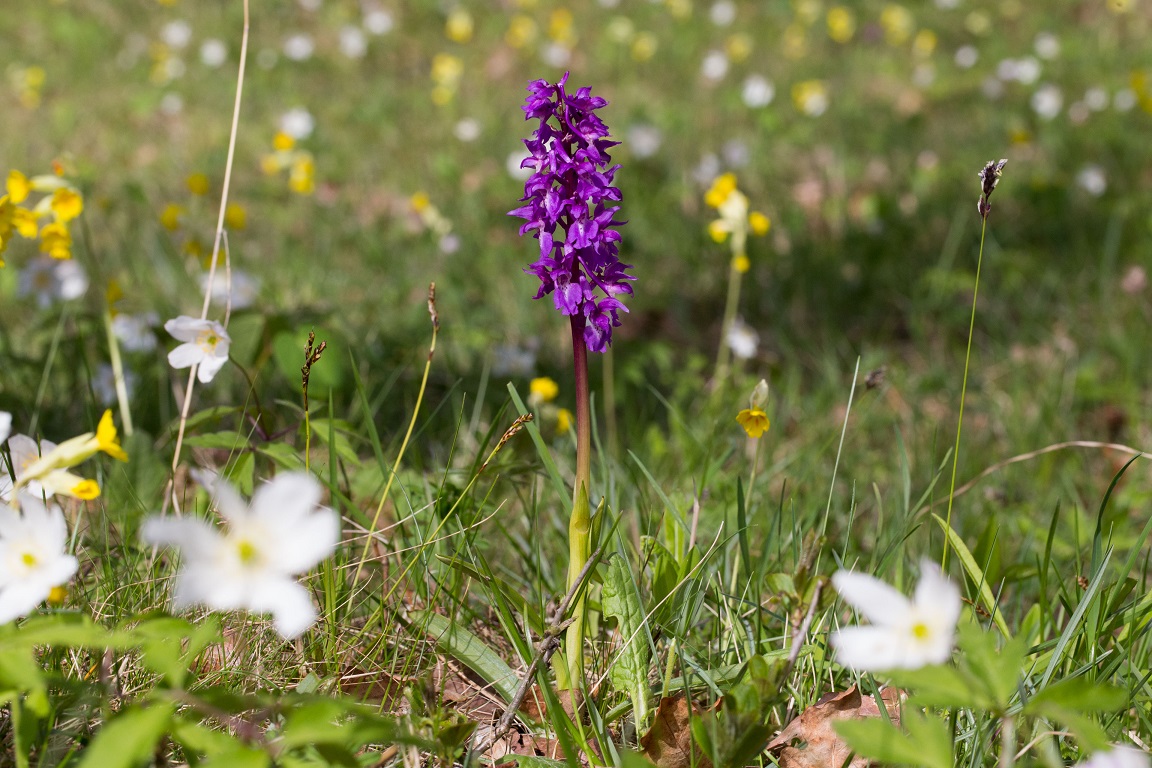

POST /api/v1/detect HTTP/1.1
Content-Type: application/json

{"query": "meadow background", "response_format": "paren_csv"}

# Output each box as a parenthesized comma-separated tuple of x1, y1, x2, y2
(2, 0, 1152, 765)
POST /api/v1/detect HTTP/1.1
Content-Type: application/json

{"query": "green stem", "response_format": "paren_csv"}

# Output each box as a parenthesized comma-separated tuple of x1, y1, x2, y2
(713, 255, 745, 385)
(564, 315, 593, 691)
(943, 216, 988, 570)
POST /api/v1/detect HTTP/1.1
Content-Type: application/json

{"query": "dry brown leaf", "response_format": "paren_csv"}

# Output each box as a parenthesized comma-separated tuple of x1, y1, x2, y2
(639, 696, 712, 768)
(767, 686, 903, 768)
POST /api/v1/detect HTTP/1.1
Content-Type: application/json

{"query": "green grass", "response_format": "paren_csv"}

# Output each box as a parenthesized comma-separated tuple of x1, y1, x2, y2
(2, 0, 1152, 765)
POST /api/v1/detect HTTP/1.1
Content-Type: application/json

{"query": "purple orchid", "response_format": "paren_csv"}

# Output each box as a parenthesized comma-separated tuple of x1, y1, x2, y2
(510, 73, 634, 353)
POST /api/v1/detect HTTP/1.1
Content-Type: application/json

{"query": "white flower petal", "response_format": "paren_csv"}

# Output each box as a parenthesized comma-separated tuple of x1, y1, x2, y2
(140, 517, 222, 560)
(0, 581, 53, 624)
(832, 569, 913, 626)
(251, 472, 322, 524)
(172, 563, 248, 611)
(269, 508, 340, 574)
(247, 576, 317, 639)
(164, 316, 202, 343)
(168, 342, 203, 370)
(914, 559, 962, 627)
(192, 470, 249, 524)
(0, 412, 10, 444)
(197, 353, 229, 383)
(830, 626, 910, 672)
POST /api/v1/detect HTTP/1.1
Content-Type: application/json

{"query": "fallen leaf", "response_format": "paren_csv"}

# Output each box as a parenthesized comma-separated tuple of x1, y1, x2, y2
(767, 686, 903, 768)
(640, 696, 712, 768)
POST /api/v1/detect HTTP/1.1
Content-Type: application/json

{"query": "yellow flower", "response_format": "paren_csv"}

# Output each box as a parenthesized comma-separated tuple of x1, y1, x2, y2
(410, 191, 431, 212)
(24, 410, 128, 481)
(13, 207, 39, 238)
(880, 4, 914, 47)
(705, 173, 738, 209)
(749, 211, 771, 236)
(529, 376, 559, 404)
(187, 172, 211, 196)
(549, 8, 576, 45)
(556, 408, 573, 435)
(445, 7, 474, 43)
(51, 187, 83, 223)
(160, 203, 184, 231)
(913, 29, 937, 58)
(37, 471, 101, 500)
(505, 15, 537, 48)
(96, 409, 129, 461)
(107, 279, 125, 313)
(725, 33, 753, 62)
(732, 254, 751, 273)
(792, 79, 829, 116)
(273, 131, 296, 152)
(827, 6, 855, 43)
(39, 222, 72, 259)
(708, 220, 730, 243)
(630, 32, 657, 61)
(47, 585, 68, 606)
(736, 408, 770, 438)
(289, 153, 315, 195)
(8, 170, 31, 204)
(225, 202, 247, 230)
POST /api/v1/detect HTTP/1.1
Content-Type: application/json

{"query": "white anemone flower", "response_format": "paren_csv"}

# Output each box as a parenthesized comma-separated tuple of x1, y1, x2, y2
(831, 558, 961, 671)
(141, 471, 340, 639)
(1080, 746, 1151, 768)
(0, 494, 79, 624)
(1, 435, 57, 501)
(0, 412, 10, 444)
(164, 316, 231, 383)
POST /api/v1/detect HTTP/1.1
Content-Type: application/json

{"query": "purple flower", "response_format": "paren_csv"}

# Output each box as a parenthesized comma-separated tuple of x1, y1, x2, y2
(510, 73, 634, 353)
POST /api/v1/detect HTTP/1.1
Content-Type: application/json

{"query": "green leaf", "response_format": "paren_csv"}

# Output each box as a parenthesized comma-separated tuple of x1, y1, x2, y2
(77, 702, 176, 768)
(932, 513, 1010, 636)
(183, 431, 251, 451)
(200, 746, 271, 768)
(499, 757, 568, 768)
(955, 624, 1027, 712)
(884, 663, 992, 711)
(409, 610, 518, 703)
(835, 711, 953, 768)
(258, 441, 306, 470)
(133, 616, 221, 687)
(0, 649, 48, 716)
(223, 450, 255, 496)
(1, 612, 133, 650)
(169, 715, 242, 757)
(602, 555, 652, 728)
(1025, 677, 1127, 714)
(309, 418, 362, 467)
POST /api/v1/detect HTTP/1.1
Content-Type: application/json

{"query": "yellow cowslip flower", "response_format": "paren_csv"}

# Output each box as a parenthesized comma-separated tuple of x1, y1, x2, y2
(187, 173, 210, 196)
(630, 32, 657, 61)
(736, 408, 770, 438)
(106, 279, 124, 314)
(792, 79, 829, 116)
(705, 173, 738, 209)
(556, 407, 573, 435)
(880, 4, 914, 47)
(913, 29, 937, 58)
(288, 153, 315, 195)
(505, 15, 537, 48)
(273, 131, 296, 152)
(708, 220, 729, 243)
(549, 8, 576, 46)
(47, 585, 68, 606)
(38, 470, 101, 500)
(725, 33, 753, 62)
(827, 6, 855, 43)
(431, 53, 464, 85)
(51, 187, 83, 223)
(445, 7, 474, 43)
(184, 238, 206, 259)
(732, 254, 751, 274)
(160, 203, 184, 231)
(529, 376, 559, 404)
(261, 153, 286, 176)
(21, 411, 128, 483)
(39, 222, 72, 259)
(749, 211, 771, 236)
(225, 202, 247, 230)
(410, 191, 431, 212)
(8, 170, 31, 203)
(14, 207, 39, 238)
(666, 0, 691, 18)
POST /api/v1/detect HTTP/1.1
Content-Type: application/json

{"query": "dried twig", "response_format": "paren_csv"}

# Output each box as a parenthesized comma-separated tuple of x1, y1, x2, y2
(470, 542, 606, 758)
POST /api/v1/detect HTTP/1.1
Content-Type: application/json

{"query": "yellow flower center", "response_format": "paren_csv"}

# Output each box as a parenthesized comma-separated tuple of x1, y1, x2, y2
(22, 551, 38, 567)
(236, 539, 258, 564)
(911, 621, 930, 640)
